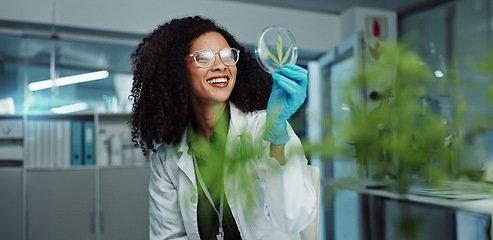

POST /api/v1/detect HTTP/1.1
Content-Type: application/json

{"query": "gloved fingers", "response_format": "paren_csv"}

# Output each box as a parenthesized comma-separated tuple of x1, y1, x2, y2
(273, 71, 305, 91)
(284, 63, 308, 75)
(277, 77, 298, 96)
(272, 73, 306, 95)
(273, 70, 302, 84)
(267, 79, 286, 104)
(280, 64, 309, 86)
(270, 78, 282, 90)
(281, 63, 308, 78)
(279, 68, 307, 83)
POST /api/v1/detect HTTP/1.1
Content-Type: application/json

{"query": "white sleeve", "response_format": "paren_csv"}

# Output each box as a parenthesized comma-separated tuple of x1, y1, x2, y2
(148, 150, 188, 240)
(254, 116, 318, 233)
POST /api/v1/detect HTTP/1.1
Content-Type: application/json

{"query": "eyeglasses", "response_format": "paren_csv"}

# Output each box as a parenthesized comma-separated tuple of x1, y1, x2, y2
(186, 48, 240, 68)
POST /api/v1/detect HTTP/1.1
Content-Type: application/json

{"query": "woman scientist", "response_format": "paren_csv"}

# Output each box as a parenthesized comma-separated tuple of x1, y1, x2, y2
(130, 16, 317, 240)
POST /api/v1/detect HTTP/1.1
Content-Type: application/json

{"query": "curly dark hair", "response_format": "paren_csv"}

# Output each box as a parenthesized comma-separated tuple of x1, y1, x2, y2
(130, 16, 272, 154)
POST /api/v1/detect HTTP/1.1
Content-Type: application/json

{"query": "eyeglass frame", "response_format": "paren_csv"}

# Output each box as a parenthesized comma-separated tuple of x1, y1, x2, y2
(185, 48, 240, 68)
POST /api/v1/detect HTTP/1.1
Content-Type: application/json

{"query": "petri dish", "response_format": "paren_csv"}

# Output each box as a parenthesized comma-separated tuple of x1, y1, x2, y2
(255, 25, 298, 74)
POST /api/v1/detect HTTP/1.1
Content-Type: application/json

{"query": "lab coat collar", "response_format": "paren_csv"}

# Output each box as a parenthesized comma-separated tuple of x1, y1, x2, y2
(228, 102, 248, 138)
(176, 131, 195, 188)
(222, 102, 246, 176)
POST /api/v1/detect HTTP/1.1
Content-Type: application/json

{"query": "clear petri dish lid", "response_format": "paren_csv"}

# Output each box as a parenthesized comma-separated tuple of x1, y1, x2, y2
(255, 25, 298, 74)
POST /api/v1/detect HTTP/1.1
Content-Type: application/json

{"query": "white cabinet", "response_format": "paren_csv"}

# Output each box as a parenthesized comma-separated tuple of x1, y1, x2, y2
(0, 118, 23, 139)
(26, 166, 150, 240)
(99, 167, 149, 240)
(0, 168, 23, 240)
(0, 116, 24, 240)
(27, 169, 96, 240)
(0, 113, 151, 240)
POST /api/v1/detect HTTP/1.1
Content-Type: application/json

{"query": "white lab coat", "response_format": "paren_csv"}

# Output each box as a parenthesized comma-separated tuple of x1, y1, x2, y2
(149, 103, 317, 240)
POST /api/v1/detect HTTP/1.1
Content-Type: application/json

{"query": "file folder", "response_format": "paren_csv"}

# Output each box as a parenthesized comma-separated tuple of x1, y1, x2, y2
(70, 121, 83, 166)
(83, 121, 95, 165)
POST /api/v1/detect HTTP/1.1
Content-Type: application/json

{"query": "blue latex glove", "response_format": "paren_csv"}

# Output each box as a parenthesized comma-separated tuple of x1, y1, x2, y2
(263, 64, 309, 145)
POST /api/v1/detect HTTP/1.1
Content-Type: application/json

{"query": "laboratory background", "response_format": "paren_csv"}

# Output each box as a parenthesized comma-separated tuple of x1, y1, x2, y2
(1, 0, 493, 239)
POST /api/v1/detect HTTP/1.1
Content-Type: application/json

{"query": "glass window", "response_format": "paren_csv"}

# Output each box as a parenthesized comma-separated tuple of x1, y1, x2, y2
(0, 28, 137, 114)
(399, 0, 493, 178)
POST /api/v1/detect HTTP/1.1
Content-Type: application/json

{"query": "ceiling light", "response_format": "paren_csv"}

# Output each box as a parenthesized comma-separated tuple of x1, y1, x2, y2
(29, 70, 109, 91)
(51, 102, 88, 114)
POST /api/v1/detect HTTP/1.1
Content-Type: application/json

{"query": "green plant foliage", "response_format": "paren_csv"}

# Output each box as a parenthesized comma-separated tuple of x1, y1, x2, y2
(189, 112, 282, 215)
(190, 40, 493, 237)
(318, 39, 493, 191)
(267, 32, 292, 67)
(317, 40, 468, 191)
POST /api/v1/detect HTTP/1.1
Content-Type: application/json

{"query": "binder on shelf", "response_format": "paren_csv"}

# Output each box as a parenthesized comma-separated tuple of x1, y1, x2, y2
(83, 121, 95, 166)
(25, 120, 36, 167)
(110, 132, 123, 165)
(55, 120, 70, 167)
(48, 120, 56, 167)
(70, 121, 83, 166)
(55, 120, 62, 167)
(34, 120, 42, 168)
(62, 120, 71, 167)
(98, 128, 110, 166)
(41, 120, 50, 167)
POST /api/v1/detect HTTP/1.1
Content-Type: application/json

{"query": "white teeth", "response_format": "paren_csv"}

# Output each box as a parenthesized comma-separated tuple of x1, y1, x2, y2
(207, 78, 228, 84)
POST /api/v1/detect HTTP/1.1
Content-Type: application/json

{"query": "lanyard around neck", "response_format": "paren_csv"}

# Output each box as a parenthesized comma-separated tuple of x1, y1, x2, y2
(192, 151, 224, 240)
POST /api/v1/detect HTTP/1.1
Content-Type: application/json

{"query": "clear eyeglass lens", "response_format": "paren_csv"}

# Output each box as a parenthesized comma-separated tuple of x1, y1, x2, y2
(195, 50, 215, 67)
(220, 48, 238, 65)
(193, 48, 238, 67)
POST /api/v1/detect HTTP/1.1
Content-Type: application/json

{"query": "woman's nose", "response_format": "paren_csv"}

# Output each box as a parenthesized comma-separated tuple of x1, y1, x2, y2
(211, 53, 227, 70)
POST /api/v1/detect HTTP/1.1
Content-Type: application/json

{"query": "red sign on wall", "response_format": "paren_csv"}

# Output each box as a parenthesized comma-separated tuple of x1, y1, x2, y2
(366, 16, 388, 60)
(366, 16, 387, 40)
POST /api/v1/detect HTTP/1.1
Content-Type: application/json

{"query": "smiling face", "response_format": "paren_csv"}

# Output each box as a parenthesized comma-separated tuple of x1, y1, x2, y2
(186, 32, 237, 108)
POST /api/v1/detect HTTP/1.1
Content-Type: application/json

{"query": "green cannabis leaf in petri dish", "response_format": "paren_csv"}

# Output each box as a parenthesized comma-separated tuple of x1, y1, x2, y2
(267, 32, 292, 67)
(255, 25, 298, 73)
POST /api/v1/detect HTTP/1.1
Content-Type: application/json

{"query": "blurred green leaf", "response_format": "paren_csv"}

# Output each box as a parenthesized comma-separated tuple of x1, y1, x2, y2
(267, 49, 279, 65)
